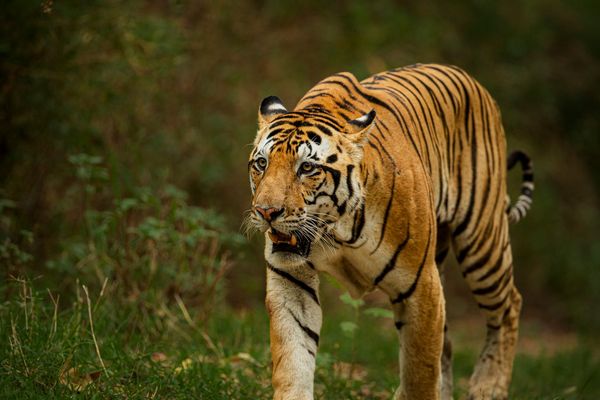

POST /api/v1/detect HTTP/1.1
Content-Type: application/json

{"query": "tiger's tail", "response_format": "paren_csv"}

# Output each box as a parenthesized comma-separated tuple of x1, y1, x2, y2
(506, 150, 534, 224)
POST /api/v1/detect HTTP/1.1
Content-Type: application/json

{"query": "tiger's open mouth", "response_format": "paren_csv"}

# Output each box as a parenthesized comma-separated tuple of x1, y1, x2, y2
(269, 228, 311, 257)
(268, 229, 297, 246)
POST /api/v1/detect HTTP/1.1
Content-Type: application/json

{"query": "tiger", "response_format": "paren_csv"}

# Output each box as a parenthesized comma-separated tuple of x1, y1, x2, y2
(247, 63, 534, 400)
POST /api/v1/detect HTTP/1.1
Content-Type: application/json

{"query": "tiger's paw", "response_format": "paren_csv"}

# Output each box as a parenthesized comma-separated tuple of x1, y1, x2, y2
(468, 370, 508, 400)
(273, 390, 313, 400)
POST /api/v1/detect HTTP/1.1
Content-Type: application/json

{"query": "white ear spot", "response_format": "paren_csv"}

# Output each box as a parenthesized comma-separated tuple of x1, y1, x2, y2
(348, 110, 376, 129)
(260, 96, 288, 116)
(354, 114, 370, 123)
(266, 103, 287, 113)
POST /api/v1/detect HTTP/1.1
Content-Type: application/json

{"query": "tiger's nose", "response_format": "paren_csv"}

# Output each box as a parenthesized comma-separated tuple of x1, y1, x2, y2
(254, 206, 284, 222)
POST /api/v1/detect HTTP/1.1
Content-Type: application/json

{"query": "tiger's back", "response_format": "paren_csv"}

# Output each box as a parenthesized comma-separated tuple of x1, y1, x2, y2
(300, 64, 509, 229)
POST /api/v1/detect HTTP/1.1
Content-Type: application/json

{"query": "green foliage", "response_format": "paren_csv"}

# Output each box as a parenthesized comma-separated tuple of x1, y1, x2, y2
(339, 292, 365, 310)
(363, 307, 394, 319)
(0, 230, 33, 269)
(43, 154, 243, 330)
(337, 291, 395, 365)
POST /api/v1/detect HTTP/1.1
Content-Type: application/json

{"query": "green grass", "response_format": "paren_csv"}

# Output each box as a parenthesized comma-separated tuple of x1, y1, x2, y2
(1, 281, 598, 400)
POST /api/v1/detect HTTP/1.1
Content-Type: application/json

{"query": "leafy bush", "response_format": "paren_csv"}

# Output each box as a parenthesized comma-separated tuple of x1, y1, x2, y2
(2, 153, 244, 333)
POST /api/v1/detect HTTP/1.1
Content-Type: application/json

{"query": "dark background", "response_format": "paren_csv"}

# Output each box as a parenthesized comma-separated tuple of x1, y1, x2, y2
(2, 0, 599, 337)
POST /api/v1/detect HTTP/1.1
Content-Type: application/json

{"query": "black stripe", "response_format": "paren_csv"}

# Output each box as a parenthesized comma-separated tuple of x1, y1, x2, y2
(346, 165, 354, 198)
(422, 67, 459, 115)
(478, 287, 511, 311)
(456, 220, 496, 264)
(314, 123, 333, 136)
(395, 321, 405, 330)
(367, 139, 384, 159)
(452, 78, 477, 237)
(366, 85, 423, 163)
(374, 225, 410, 285)
(370, 127, 398, 168)
(267, 264, 320, 305)
(470, 83, 493, 230)
(333, 75, 410, 158)
(290, 312, 320, 346)
(485, 304, 512, 330)
(300, 92, 335, 103)
(346, 202, 365, 244)
(381, 73, 438, 165)
(309, 114, 344, 130)
(462, 240, 508, 277)
(269, 119, 295, 130)
(308, 132, 322, 145)
(266, 127, 287, 139)
(477, 248, 509, 283)
(320, 165, 341, 193)
(392, 230, 431, 304)
(371, 174, 395, 255)
(472, 267, 511, 296)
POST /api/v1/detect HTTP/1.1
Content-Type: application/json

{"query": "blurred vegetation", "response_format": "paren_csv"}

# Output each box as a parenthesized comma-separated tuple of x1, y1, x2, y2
(1, 0, 599, 374)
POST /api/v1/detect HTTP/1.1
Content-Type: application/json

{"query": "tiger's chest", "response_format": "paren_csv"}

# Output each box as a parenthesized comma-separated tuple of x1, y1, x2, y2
(308, 232, 396, 299)
(311, 252, 374, 297)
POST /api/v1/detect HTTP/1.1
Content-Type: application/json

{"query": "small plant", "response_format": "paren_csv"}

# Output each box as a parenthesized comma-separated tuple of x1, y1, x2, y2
(337, 291, 394, 385)
(339, 292, 394, 342)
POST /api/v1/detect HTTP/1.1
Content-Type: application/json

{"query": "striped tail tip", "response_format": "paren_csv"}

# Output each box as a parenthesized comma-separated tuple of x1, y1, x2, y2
(506, 150, 534, 224)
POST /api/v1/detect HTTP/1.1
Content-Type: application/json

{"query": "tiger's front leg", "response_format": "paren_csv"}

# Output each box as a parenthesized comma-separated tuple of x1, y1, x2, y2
(265, 263, 322, 400)
(390, 262, 445, 400)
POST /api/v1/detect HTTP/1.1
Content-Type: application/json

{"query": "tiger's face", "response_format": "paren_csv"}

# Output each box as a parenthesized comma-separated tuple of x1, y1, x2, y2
(247, 96, 375, 267)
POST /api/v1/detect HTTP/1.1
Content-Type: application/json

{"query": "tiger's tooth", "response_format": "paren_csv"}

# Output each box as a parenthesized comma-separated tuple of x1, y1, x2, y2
(268, 231, 278, 243)
(289, 233, 297, 246)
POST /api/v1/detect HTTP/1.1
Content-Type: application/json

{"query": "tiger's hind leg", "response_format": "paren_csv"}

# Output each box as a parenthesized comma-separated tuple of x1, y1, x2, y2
(452, 216, 521, 400)
(436, 224, 454, 400)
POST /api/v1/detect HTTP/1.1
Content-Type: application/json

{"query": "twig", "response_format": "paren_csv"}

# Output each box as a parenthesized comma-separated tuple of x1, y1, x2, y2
(94, 278, 108, 308)
(46, 289, 60, 342)
(82, 285, 108, 376)
(174, 294, 222, 358)
(10, 317, 30, 376)
(20, 279, 29, 333)
(174, 294, 194, 327)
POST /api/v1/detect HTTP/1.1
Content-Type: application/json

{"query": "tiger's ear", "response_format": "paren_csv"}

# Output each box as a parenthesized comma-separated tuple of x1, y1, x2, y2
(346, 110, 376, 144)
(258, 96, 288, 130)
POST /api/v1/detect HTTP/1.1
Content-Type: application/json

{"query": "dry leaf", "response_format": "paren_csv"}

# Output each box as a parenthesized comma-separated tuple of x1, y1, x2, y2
(229, 352, 261, 368)
(151, 352, 168, 363)
(59, 366, 102, 391)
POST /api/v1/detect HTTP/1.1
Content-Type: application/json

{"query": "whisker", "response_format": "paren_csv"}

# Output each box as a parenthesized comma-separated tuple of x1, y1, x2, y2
(240, 209, 264, 238)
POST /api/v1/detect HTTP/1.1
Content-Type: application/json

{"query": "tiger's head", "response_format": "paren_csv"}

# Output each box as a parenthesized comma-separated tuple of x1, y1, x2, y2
(247, 95, 376, 267)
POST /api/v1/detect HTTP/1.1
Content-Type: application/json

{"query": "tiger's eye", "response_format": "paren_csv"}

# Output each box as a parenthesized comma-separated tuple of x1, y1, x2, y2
(256, 157, 267, 170)
(299, 162, 315, 174)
